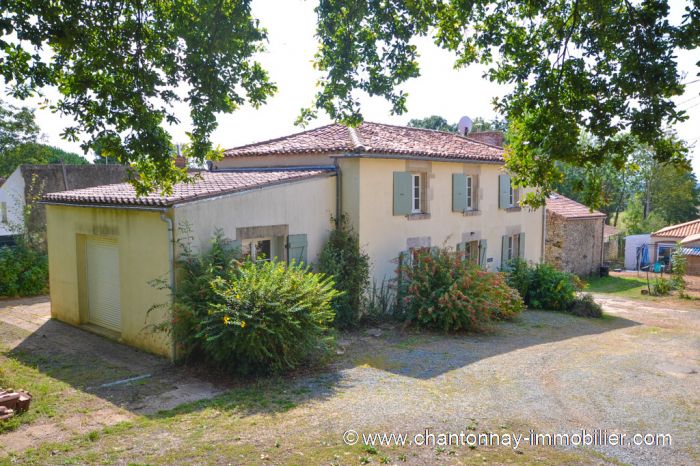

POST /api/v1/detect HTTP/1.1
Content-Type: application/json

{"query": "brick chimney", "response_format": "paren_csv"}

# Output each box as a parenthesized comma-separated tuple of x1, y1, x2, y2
(174, 143, 187, 168)
(468, 131, 504, 148)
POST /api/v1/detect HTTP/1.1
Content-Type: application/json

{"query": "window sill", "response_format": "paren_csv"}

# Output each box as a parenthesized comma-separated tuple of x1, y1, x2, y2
(463, 210, 481, 217)
(505, 206, 522, 212)
(407, 213, 431, 220)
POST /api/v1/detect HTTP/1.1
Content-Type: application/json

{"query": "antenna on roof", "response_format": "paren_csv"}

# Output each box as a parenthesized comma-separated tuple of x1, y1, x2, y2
(457, 116, 473, 136)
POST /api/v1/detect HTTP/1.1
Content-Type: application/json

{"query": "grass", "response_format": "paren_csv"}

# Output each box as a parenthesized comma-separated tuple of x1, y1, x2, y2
(585, 275, 649, 298)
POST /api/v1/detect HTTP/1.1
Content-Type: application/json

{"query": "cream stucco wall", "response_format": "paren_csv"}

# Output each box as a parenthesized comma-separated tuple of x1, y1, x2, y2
(0, 167, 25, 237)
(173, 174, 336, 263)
(338, 157, 545, 284)
(46, 205, 173, 357)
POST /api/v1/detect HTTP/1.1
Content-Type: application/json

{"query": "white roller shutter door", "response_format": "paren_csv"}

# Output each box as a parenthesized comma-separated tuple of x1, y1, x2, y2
(86, 238, 121, 332)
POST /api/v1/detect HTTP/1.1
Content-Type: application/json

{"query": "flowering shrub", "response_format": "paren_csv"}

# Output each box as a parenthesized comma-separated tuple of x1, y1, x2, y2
(164, 231, 340, 375)
(399, 247, 524, 332)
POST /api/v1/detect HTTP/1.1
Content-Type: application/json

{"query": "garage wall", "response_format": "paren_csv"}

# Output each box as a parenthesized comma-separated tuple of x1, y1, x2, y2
(173, 174, 336, 264)
(340, 157, 545, 284)
(46, 205, 172, 357)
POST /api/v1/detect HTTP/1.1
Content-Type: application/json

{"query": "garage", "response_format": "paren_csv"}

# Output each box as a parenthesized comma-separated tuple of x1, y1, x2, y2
(86, 238, 121, 332)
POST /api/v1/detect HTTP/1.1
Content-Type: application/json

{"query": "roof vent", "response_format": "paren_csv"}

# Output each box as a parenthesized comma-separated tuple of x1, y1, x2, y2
(457, 116, 473, 136)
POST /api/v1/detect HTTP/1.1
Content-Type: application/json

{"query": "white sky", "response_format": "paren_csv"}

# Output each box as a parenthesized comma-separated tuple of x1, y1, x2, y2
(4, 0, 700, 176)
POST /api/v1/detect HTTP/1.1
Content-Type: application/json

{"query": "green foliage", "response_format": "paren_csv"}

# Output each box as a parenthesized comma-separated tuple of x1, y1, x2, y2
(365, 279, 396, 322)
(169, 231, 339, 375)
(651, 277, 673, 296)
(399, 247, 524, 332)
(1, 142, 89, 178)
(407, 116, 456, 133)
(0, 242, 48, 297)
(670, 244, 688, 298)
(505, 259, 583, 311)
(305, 0, 697, 206)
(2, 0, 276, 195)
(569, 294, 603, 318)
(623, 195, 668, 235)
(317, 215, 370, 328)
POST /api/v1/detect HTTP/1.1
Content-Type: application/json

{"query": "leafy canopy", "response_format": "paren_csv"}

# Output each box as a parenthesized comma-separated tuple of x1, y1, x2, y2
(306, 0, 699, 206)
(1, 0, 276, 195)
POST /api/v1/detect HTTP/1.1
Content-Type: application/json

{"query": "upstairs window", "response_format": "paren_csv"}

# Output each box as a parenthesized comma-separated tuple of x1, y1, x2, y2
(465, 175, 474, 210)
(412, 173, 422, 213)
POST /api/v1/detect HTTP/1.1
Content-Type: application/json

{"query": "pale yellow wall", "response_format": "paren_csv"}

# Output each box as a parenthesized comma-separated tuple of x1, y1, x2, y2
(214, 153, 335, 169)
(46, 205, 173, 357)
(173, 175, 337, 263)
(338, 157, 545, 284)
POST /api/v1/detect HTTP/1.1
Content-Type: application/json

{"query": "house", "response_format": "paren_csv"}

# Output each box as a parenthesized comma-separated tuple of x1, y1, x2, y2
(544, 193, 606, 276)
(0, 164, 128, 245)
(650, 219, 700, 274)
(42, 122, 545, 358)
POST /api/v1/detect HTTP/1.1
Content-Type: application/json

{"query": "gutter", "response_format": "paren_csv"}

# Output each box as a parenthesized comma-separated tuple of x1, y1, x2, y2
(159, 210, 178, 363)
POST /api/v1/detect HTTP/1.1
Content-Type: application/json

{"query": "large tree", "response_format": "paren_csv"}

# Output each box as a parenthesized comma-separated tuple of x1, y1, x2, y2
(1, 0, 276, 194)
(306, 0, 699, 207)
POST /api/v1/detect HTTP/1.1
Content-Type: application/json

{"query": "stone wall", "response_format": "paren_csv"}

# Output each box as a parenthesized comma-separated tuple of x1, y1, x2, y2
(545, 212, 604, 276)
(687, 256, 700, 276)
(22, 164, 128, 235)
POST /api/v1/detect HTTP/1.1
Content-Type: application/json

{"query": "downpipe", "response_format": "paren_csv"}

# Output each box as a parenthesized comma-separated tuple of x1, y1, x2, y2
(159, 212, 177, 363)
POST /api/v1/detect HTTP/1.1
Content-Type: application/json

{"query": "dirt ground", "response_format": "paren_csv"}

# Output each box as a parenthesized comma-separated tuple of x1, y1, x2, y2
(612, 269, 700, 298)
(1, 295, 698, 465)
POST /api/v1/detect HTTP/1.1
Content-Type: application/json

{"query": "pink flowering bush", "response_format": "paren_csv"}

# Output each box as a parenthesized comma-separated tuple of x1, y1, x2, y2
(399, 247, 524, 332)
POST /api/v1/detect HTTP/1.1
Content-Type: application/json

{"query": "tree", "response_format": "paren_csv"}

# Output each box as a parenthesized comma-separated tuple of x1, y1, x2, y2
(0, 143, 90, 178)
(407, 116, 456, 132)
(0, 101, 39, 156)
(1, 0, 276, 195)
(305, 0, 699, 207)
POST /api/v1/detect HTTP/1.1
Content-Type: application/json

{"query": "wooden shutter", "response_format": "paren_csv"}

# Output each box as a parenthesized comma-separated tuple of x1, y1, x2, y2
(479, 239, 488, 268)
(287, 234, 307, 265)
(393, 172, 413, 215)
(518, 232, 526, 258)
(452, 173, 467, 212)
(501, 235, 509, 266)
(86, 238, 121, 332)
(499, 175, 511, 209)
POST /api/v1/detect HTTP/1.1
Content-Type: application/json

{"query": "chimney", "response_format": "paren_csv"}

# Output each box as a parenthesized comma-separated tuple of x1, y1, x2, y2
(468, 131, 504, 148)
(174, 143, 187, 169)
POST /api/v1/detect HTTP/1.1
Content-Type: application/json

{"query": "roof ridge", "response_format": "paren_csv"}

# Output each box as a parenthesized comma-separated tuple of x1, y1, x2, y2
(347, 126, 365, 151)
(223, 123, 342, 154)
(655, 217, 700, 233)
(362, 121, 505, 150)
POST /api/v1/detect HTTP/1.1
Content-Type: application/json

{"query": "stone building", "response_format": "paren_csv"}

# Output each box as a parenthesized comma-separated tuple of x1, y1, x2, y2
(545, 193, 606, 276)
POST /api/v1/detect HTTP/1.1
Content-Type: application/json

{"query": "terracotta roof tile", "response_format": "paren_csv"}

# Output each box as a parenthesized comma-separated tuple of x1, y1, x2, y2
(223, 122, 504, 162)
(546, 193, 606, 219)
(43, 169, 334, 207)
(652, 219, 700, 238)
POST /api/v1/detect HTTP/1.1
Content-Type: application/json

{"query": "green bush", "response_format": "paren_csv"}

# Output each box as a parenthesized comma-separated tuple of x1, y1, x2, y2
(505, 259, 582, 311)
(0, 243, 48, 297)
(569, 294, 603, 318)
(169, 232, 340, 375)
(399, 247, 524, 332)
(651, 277, 672, 296)
(317, 215, 370, 328)
(670, 243, 687, 297)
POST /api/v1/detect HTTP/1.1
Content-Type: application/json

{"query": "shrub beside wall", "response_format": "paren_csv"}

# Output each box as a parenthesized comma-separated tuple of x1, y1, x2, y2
(0, 243, 48, 297)
(399, 247, 524, 332)
(168, 233, 339, 375)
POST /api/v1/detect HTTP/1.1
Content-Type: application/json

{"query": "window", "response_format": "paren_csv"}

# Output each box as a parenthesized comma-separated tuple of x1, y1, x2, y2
(465, 176, 474, 210)
(412, 173, 422, 213)
(657, 244, 674, 267)
(245, 238, 272, 262)
(506, 235, 520, 261)
(508, 185, 520, 207)
(464, 240, 479, 263)
(0, 202, 7, 224)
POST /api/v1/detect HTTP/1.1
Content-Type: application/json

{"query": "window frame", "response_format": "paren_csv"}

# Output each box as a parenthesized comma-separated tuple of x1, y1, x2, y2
(506, 234, 520, 261)
(411, 173, 422, 214)
(465, 175, 474, 211)
(246, 238, 273, 263)
(464, 240, 479, 263)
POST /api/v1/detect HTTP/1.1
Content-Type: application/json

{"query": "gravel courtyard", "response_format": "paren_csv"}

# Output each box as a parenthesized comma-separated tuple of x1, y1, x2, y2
(0, 294, 698, 465)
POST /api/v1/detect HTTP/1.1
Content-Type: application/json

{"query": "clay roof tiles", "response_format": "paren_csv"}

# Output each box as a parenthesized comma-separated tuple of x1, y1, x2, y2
(546, 193, 606, 219)
(652, 219, 700, 239)
(42, 169, 334, 207)
(223, 122, 504, 162)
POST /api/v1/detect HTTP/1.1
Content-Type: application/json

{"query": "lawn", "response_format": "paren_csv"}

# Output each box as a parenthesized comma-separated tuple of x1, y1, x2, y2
(585, 274, 649, 298)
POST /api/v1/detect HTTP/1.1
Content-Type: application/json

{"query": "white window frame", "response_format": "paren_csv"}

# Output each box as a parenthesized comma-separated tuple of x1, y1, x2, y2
(507, 234, 520, 261)
(247, 238, 272, 263)
(465, 176, 474, 210)
(411, 173, 422, 214)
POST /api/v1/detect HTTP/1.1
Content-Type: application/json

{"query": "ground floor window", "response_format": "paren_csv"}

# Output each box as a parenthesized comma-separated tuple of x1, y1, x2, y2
(464, 240, 479, 263)
(656, 244, 675, 268)
(244, 238, 273, 262)
(505, 234, 520, 262)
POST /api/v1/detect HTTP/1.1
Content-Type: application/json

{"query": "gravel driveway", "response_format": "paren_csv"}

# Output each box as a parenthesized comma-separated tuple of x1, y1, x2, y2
(1, 295, 698, 465)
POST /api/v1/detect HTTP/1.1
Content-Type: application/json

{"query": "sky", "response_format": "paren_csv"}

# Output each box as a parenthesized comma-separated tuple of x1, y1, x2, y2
(5, 0, 700, 177)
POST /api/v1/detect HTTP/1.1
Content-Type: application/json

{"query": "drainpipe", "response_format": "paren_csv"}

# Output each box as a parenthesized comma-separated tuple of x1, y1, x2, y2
(159, 211, 177, 363)
(334, 158, 341, 226)
(541, 204, 547, 263)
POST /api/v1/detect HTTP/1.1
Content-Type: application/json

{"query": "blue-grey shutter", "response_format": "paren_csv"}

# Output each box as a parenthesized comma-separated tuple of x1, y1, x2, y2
(518, 232, 525, 258)
(287, 234, 307, 265)
(501, 235, 509, 266)
(393, 172, 413, 215)
(499, 175, 511, 209)
(479, 239, 487, 267)
(452, 173, 467, 212)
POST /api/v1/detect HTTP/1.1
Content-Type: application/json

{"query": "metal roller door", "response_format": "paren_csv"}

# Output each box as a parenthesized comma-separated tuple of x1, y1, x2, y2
(86, 238, 121, 332)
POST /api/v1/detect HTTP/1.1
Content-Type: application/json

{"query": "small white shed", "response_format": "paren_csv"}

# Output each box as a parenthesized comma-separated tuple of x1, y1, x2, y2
(624, 234, 651, 270)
